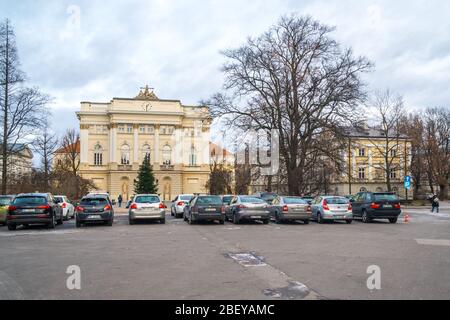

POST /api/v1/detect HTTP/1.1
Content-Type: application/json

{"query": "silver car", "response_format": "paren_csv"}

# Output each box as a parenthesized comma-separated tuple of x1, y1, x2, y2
(226, 195, 271, 224)
(129, 194, 166, 224)
(311, 196, 353, 224)
(171, 194, 194, 219)
(269, 196, 311, 224)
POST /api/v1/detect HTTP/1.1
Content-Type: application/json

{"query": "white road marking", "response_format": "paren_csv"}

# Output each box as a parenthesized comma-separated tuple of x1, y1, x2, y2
(416, 239, 450, 246)
(0, 229, 82, 237)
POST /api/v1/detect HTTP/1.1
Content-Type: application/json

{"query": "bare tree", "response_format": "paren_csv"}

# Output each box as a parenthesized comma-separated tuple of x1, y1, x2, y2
(0, 19, 49, 194)
(54, 129, 81, 198)
(207, 15, 372, 195)
(33, 118, 58, 188)
(367, 90, 407, 192)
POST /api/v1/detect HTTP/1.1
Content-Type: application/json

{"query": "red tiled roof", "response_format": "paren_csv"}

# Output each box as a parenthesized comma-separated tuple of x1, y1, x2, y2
(54, 140, 80, 154)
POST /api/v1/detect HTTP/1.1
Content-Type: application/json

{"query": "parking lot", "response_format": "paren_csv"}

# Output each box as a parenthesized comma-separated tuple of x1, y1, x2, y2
(0, 205, 449, 300)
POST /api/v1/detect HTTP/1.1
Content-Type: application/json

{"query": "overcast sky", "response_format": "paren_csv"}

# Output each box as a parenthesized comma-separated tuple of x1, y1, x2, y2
(1, 0, 450, 141)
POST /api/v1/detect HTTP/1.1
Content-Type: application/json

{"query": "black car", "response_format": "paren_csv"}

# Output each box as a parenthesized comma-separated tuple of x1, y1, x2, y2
(351, 192, 401, 223)
(76, 195, 114, 227)
(6, 193, 63, 230)
(183, 195, 225, 225)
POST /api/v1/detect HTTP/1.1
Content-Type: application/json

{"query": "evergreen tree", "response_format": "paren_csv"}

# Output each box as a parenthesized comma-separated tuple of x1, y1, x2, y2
(134, 154, 158, 194)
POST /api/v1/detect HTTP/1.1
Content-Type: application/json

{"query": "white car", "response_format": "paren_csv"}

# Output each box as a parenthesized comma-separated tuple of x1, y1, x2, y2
(54, 195, 75, 220)
(171, 194, 194, 218)
(128, 194, 166, 224)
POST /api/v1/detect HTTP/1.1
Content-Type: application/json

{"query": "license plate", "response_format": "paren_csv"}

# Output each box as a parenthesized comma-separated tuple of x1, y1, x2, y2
(384, 205, 392, 208)
(335, 215, 344, 219)
(205, 208, 216, 212)
(22, 209, 34, 213)
(87, 215, 100, 219)
(251, 216, 261, 219)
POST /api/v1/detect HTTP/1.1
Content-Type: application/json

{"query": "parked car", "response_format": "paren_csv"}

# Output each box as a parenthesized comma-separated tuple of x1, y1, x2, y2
(226, 195, 271, 224)
(54, 195, 75, 220)
(221, 194, 234, 216)
(301, 196, 314, 205)
(0, 195, 15, 226)
(183, 195, 225, 225)
(311, 196, 353, 224)
(6, 193, 63, 230)
(129, 194, 166, 224)
(171, 194, 194, 218)
(351, 192, 401, 223)
(253, 192, 278, 204)
(75, 194, 114, 227)
(270, 196, 311, 224)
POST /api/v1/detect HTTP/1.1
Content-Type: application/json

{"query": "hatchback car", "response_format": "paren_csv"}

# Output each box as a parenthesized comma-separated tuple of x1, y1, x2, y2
(75, 195, 114, 227)
(129, 194, 166, 224)
(270, 196, 311, 224)
(183, 195, 225, 224)
(311, 196, 353, 224)
(6, 193, 63, 230)
(226, 195, 271, 224)
(171, 194, 194, 218)
(351, 192, 401, 223)
(0, 195, 15, 226)
(54, 195, 75, 220)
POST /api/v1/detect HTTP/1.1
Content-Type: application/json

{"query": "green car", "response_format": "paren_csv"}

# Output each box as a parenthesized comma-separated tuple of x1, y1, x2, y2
(0, 195, 15, 225)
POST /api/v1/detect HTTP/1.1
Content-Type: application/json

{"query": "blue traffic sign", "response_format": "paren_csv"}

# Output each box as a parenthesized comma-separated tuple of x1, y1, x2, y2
(404, 175, 411, 190)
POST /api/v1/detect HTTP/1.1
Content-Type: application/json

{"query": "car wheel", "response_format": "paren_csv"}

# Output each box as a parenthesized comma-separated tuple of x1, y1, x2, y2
(188, 214, 194, 225)
(263, 219, 269, 225)
(57, 213, 63, 225)
(7, 224, 16, 231)
(64, 211, 69, 221)
(317, 213, 324, 224)
(233, 213, 240, 224)
(219, 219, 225, 225)
(389, 217, 398, 224)
(76, 220, 81, 228)
(171, 208, 174, 216)
(346, 220, 353, 224)
(129, 218, 134, 225)
(161, 218, 166, 224)
(362, 211, 371, 223)
(183, 212, 188, 222)
(275, 213, 283, 224)
(303, 219, 310, 225)
(48, 215, 56, 229)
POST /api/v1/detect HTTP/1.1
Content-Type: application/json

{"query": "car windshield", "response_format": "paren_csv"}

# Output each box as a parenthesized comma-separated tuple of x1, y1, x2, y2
(135, 196, 160, 203)
(241, 197, 266, 203)
(13, 196, 47, 205)
(196, 196, 222, 206)
(81, 198, 108, 206)
(0, 197, 13, 205)
(180, 195, 194, 201)
(325, 197, 349, 204)
(374, 193, 399, 201)
(284, 197, 307, 204)
(222, 196, 233, 204)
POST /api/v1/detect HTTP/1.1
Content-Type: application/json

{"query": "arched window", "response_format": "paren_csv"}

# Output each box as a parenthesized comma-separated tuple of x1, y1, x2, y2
(142, 144, 151, 162)
(94, 144, 103, 166)
(121, 144, 130, 165)
(359, 187, 367, 192)
(189, 145, 197, 166)
(162, 145, 171, 165)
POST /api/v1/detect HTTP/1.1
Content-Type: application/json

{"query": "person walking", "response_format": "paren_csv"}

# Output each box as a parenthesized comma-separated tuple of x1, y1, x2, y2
(118, 194, 123, 208)
(431, 194, 440, 213)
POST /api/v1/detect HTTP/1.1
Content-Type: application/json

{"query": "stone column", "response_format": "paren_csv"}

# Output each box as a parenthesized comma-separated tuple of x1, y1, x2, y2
(154, 124, 160, 165)
(80, 124, 89, 163)
(133, 124, 139, 163)
(109, 124, 117, 163)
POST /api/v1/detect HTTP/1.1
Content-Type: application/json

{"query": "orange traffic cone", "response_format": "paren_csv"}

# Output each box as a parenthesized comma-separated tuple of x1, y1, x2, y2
(404, 214, 409, 223)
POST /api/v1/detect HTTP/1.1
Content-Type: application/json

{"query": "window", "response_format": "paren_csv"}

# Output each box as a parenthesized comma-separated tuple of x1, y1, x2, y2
(126, 125, 133, 133)
(148, 125, 154, 134)
(162, 145, 171, 165)
(139, 125, 146, 133)
(358, 167, 366, 179)
(118, 125, 125, 133)
(390, 170, 397, 179)
(358, 148, 365, 157)
(142, 144, 151, 162)
(189, 145, 197, 166)
(94, 144, 103, 166)
(121, 144, 130, 165)
(390, 149, 397, 157)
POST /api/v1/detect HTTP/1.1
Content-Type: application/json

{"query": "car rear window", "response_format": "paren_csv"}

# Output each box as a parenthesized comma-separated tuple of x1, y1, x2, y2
(373, 194, 399, 201)
(241, 197, 266, 203)
(222, 196, 233, 204)
(135, 196, 160, 203)
(325, 197, 349, 204)
(180, 195, 194, 201)
(196, 196, 222, 206)
(81, 198, 108, 206)
(284, 197, 307, 204)
(13, 196, 47, 205)
(54, 197, 64, 203)
(261, 193, 277, 200)
(0, 197, 13, 205)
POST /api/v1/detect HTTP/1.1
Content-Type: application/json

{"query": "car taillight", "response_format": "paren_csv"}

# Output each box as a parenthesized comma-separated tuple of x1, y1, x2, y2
(221, 206, 225, 214)
(8, 205, 17, 211)
(348, 203, 352, 211)
(104, 204, 111, 211)
(177, 201, 184, 206)
(130, 203, 137, 210)
(323, 200, 330, 211)
(159, 203, 165, 209)
(62, 203, 67, 208)
(76, 206, 84, 212)
(307, 205, 311, 212)
(36, 205, 51, 210)
(394, 203, 401, 209)
(282, 205, 289, 212)
(370, 203, 380, 209)
(237, 204, 247, 209)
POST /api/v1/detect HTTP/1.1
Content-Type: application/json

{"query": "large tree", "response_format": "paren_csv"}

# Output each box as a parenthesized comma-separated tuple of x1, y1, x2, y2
(0, 19, 49, 194)
(33, 118, 58, 188)
(208, 15, 372, 195)
(134, 154, 158, 194)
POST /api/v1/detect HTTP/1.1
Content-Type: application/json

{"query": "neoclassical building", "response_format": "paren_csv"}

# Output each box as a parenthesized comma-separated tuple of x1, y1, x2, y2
(76, 86, 212, 201)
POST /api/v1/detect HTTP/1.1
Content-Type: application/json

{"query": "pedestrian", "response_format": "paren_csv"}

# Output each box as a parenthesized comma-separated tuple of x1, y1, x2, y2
(118, 194, 123, 208)
(431, 194, 440, 213)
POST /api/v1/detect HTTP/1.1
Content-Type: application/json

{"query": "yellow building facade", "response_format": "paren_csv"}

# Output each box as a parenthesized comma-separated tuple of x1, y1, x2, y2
(76, 86, 211, 202)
